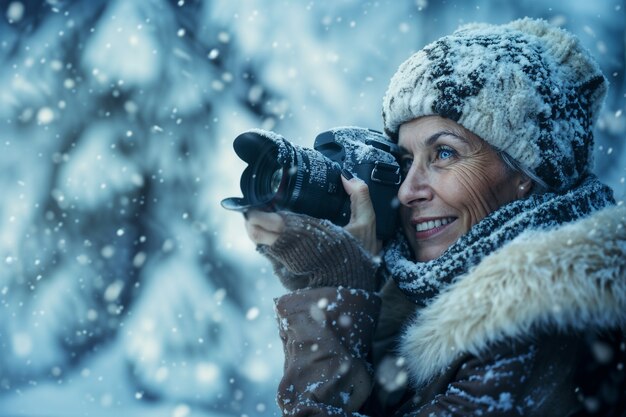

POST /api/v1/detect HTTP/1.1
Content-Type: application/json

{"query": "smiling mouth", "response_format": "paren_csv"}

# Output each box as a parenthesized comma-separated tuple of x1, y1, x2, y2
(414, 217, 456, 233)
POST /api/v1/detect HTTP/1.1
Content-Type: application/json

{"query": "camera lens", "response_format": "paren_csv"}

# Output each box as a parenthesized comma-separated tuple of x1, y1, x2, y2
(270, 167, 283, 194)
(227, 131, 350, 224)
(248, 146, 285, 205)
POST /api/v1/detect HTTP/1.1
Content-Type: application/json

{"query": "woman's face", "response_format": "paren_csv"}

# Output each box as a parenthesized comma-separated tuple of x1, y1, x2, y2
(397, 116, 529, 262)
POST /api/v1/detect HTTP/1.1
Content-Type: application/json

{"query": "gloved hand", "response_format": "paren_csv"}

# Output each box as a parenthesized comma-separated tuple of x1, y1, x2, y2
(256, 211, 380, 291)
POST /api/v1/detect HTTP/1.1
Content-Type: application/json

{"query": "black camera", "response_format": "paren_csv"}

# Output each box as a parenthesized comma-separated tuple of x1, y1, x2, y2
(220, 127, 402, 239)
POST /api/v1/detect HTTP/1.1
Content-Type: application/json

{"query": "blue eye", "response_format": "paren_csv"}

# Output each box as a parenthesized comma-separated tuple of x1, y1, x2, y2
(437, 146, 456, 160)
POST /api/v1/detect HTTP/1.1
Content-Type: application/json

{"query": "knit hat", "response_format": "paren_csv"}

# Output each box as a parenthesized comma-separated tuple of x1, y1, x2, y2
(382, 18, 608, 192)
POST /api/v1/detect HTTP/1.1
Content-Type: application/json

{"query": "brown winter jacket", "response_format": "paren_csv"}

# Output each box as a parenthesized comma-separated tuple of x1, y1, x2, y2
(273, 205, 626, 416)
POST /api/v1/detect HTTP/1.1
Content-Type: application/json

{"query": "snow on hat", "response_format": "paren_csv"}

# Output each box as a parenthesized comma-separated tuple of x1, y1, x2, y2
(382, 17, 608, 191)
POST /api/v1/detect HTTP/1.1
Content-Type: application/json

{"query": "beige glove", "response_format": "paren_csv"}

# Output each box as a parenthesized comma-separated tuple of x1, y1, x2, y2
(257, 211, 380, 292)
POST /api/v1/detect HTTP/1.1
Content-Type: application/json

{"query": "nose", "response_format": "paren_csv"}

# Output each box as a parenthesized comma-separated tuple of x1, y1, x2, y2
(398, 164, 433, 207)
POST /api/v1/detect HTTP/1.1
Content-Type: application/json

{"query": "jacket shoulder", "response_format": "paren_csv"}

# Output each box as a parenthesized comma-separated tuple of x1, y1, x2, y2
(400, 205, 626, 386)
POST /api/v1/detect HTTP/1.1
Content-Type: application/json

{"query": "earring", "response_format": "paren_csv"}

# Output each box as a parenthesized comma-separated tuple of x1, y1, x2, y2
(519, 185, 525, 191)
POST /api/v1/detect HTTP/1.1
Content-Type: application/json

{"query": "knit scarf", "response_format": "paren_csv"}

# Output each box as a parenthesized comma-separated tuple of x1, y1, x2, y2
(382, 175, 615, 306)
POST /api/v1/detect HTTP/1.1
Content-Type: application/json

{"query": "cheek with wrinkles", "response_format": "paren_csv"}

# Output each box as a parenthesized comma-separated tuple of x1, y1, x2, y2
(444, 161, 509, 225)
(453, 174, 491, 225)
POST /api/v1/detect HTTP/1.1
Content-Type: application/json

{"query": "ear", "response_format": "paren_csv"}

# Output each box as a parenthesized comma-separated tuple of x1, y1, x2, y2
(515, 175, 533, 199)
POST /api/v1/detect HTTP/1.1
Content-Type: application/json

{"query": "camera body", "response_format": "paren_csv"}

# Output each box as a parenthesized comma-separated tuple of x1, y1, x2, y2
(221, 127, 402, 239)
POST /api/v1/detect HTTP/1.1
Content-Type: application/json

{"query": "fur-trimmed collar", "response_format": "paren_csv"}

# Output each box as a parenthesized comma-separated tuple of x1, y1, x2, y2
(399, 204, 626, 386)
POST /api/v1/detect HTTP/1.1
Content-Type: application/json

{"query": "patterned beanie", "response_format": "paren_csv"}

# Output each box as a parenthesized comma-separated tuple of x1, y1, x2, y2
(382, 18, 608, 192)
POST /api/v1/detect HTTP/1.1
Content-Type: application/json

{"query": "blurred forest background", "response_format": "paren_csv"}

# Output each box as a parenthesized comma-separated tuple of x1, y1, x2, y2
(0, 0, 624, 416)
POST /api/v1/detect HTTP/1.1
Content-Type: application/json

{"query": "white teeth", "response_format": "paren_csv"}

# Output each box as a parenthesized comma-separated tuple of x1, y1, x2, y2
(415, 217, 454, 232)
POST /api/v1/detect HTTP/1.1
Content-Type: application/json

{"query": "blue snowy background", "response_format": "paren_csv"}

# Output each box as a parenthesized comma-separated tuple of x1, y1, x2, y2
(0, 0, 624, 416)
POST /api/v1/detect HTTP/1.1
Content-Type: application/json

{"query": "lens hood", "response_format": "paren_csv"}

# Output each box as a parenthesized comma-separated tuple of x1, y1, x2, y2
(220, 130, 288, 212)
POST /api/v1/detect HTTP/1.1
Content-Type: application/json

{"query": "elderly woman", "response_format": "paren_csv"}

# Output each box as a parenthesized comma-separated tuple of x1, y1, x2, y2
(245, 18, 626, 416)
